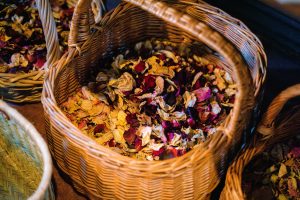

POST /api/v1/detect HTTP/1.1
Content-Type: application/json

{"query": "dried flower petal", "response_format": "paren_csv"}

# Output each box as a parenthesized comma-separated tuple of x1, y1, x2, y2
(183, 91, 197, 108)
(193, 87, 211, 102)
(123, 127, 137, 145)
(109, 72, 136, 92)
(134, 61, 146, 73)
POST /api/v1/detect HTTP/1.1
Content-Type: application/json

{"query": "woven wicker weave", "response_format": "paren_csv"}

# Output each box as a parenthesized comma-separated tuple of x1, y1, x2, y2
(0, 0, 103, 103)
(42, 0, 266, 199)
(220, 84, 300, 200)
(0, 100, 53, 200)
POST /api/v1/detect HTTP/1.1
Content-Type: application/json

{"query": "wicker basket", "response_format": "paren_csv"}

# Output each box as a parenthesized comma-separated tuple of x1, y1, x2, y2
(0, 0, 60, 103)
(0, 100, 54, 199)
(220, 84, 300, 200)
(0, 0, 103, 103)
(41, 0, 266, 199)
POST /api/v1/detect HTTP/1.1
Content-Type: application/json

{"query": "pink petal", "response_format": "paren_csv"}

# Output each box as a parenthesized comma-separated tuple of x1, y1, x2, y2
(34, 57, 46, 68)
(187, 118, 195, 127)
(193, 87, 211, 102)
(171, 120, 181, 128)
(167, 132, 174, 142)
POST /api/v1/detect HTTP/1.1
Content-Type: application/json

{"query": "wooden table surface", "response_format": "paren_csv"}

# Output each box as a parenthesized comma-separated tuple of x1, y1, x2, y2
(11, 103, 86, 200)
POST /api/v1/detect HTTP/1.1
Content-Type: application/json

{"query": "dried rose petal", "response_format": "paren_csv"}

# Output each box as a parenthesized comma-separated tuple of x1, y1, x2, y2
(169, 147, 179, 157)
(126, 113, 139, 127)
(152, 147, 165, 157)
(26, 53, 36, 63)
(134, 138, 143, 151)
(134, 61, 146, 73)
(177, 149, 186, 156)
(167, 132, 174, 142)
(108, 139, 116, 147)
(94, 124, 105, 134)
(187, 118, 196, 127)
(171, 120, 181, 128)
(123, 127, 137, 145)
(157, 53, 166, 61)
(162, 120, 171, 129)
(193, 87, 211, 102)
(209, 113, 218, 121)
(216, 93, 225, 102)
(78, 120, 87, 129)
(229, 96, 235, 104)
(143, 75, 156, 92)
(199, 112, 210, 123)
(122, 91, 131, 96)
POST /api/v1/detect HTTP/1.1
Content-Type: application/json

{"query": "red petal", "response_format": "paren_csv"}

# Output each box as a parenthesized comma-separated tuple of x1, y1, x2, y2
(108, 139, 116, 147)
(169, 147, 178, 157)
(157, 53, 166, 61)
(78, 120, 87, 129)
(143, 75, 156, 91)
(93, 124, 106, 134)
(123, 127, 137, 145)
(152, 147, 165, 156)
(134, 138, 143, 151)
(134, 61, 146, 73)
(193, 80, 201, 90)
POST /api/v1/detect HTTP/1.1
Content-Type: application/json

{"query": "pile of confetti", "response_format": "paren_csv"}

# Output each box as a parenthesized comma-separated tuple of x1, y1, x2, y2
(0, 0, 73, 74)
(61, 39, 237, 161)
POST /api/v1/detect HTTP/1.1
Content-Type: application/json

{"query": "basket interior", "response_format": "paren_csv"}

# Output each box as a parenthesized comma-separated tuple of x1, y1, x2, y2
(54, 4, 234, 105)
(0, 112, 43, 199)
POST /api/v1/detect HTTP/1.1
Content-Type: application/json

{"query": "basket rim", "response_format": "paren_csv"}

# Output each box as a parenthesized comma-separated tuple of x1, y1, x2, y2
(0, 100, 52, 200)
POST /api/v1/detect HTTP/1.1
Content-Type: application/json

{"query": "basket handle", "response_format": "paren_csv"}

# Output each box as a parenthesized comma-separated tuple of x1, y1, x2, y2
(35, 0, 62, 69)
(69, 0, 255, 141)
(220, 84, 300, 200)
(257, 84, 300, 140)
(36, 0, 104, 69)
